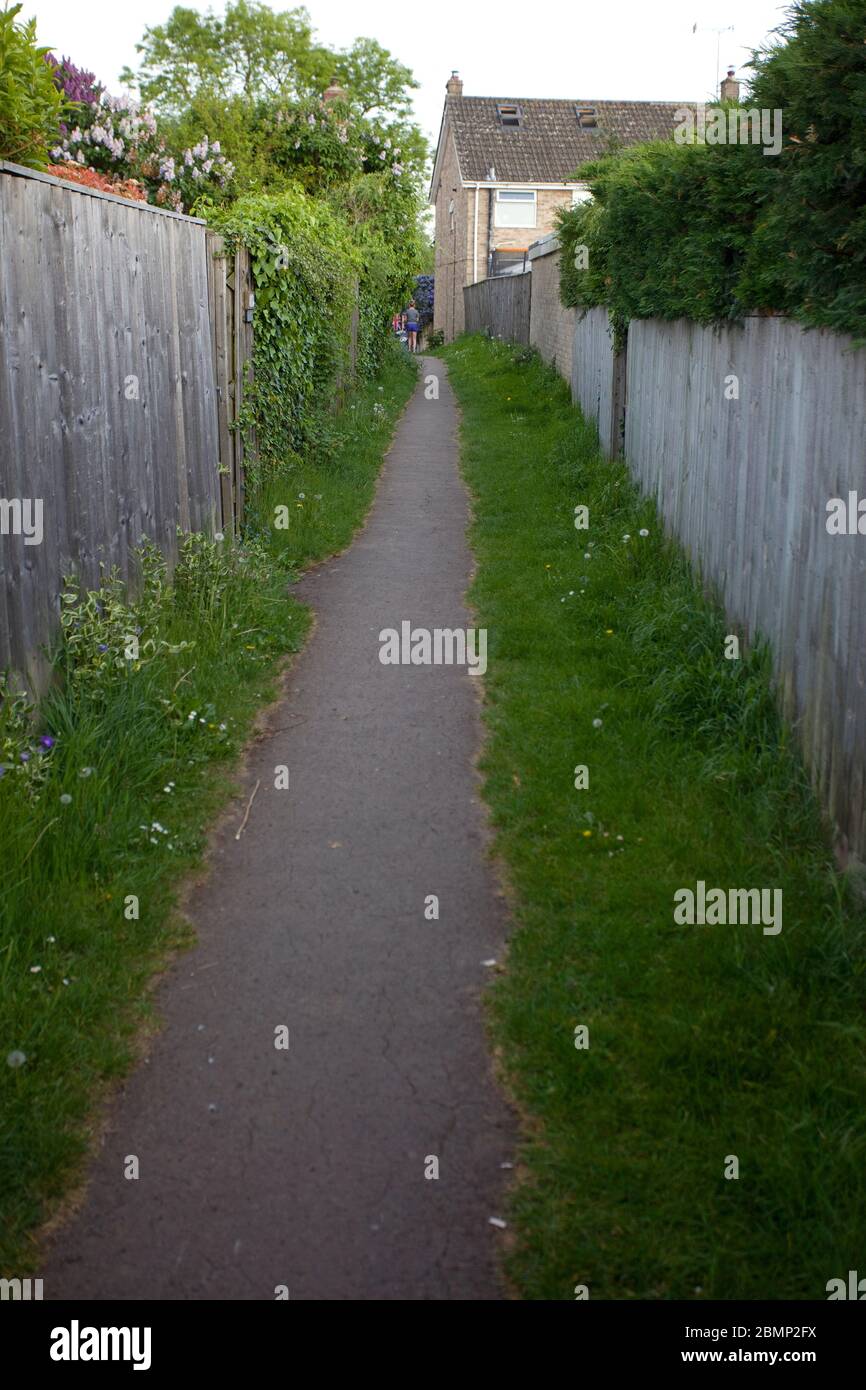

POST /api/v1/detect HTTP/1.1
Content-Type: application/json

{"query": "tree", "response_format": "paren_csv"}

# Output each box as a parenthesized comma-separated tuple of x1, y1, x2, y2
(120, 2, 332, 113)
(0, 3, 67, 169)
(332, 37, 418, 120)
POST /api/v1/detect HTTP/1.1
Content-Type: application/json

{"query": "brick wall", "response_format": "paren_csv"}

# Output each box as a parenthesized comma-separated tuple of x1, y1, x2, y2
(527, 239, 577, 380)
(432, 130, 470, 341)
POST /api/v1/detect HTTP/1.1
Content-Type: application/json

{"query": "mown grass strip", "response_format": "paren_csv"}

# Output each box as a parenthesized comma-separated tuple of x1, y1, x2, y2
(441, 334, 866, 1301)
(0, 343, 417, 1274)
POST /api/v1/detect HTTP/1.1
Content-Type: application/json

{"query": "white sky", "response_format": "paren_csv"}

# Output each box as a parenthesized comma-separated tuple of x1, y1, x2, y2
(29, 0, 791, 149)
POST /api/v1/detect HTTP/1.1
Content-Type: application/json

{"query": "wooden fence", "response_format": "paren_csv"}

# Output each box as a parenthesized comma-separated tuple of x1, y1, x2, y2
(463, 243, 866, 861)
(625, 316, 866, 861)
(205, 231, 254, 536)
(463, 272, 531, 344)
(0, 162, 253, 690)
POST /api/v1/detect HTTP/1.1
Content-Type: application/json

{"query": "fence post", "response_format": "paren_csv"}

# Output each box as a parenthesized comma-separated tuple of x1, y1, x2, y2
(205, 231, 235, 534)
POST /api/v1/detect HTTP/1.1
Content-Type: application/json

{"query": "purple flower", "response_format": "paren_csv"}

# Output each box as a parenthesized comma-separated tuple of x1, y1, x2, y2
(19, 752, 30, 763)
(98, 643, 108, 652)
(39, 735, 55, 749)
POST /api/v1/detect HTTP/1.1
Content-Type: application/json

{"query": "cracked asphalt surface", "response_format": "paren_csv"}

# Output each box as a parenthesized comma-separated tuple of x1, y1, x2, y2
(42, 356, 516, 1300)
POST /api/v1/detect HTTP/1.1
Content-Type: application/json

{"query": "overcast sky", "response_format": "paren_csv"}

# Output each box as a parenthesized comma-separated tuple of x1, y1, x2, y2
(29, 0, 792, 149)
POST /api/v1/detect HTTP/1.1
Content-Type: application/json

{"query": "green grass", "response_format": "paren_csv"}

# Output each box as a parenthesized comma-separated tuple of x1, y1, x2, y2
(440, 334, 866, 1301)
(0, 341, 417, 1275)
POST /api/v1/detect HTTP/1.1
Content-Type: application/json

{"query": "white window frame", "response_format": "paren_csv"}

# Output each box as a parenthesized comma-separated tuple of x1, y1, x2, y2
(494, 189, 537, 229)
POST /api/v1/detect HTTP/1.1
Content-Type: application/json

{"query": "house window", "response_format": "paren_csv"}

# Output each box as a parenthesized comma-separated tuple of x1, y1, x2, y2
(494, 189, 536, 228)
(571, 187, 593, 205)
(497, 103, 523, 128)
(576, 106, 599, 129)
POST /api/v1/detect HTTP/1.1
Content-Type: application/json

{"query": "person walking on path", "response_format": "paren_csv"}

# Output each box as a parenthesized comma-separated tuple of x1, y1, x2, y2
(405, 299, 420, 354)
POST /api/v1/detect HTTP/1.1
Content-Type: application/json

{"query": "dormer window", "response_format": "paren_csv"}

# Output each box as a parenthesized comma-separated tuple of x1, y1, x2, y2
(497, 103, 523, 128)
(576, 106, 599, 129)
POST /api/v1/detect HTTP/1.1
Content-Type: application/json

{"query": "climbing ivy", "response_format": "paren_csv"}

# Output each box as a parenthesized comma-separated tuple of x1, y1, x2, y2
(207, 189, 358, 473)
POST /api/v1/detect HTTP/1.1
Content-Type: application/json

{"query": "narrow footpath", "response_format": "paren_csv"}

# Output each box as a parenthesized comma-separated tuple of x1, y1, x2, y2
(43, 356, 515, 1300)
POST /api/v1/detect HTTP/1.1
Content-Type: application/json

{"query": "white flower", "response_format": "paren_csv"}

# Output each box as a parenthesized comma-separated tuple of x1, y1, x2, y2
(214, 531, 224, 542)
(592, 718, 603, 729)
(6, 1051, 26, 1068)
(30, 965, 42, 974)
(59, 794, 72, 805)
(622, 534, 631, 542)
(639, 528, 649, 537)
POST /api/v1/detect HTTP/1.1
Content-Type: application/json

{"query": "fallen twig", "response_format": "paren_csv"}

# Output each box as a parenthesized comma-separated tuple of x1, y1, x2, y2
(235, 780, 261, 840)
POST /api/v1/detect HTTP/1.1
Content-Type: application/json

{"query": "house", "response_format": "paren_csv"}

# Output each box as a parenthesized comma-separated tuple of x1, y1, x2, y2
(430, 72, 736, 341)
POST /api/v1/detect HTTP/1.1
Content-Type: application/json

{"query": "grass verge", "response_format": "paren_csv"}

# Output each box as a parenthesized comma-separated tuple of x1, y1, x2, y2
(0, 341, 417, 1274)
(440, 334, 866, 1301)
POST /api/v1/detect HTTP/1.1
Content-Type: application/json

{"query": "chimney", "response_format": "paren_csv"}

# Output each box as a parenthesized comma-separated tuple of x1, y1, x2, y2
(446, 71, 463, 97)
(719, 66, 740, 102)
(322, 78, 348, 104)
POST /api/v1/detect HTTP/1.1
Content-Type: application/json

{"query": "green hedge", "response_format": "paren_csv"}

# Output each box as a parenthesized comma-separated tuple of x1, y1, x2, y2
(208, 189, 358, 471)
(558, 0, 866, 341)
(208, 179, 417, 474)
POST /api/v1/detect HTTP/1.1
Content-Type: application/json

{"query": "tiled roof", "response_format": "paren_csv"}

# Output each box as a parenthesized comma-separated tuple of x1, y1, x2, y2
(445, 96, 689, 183)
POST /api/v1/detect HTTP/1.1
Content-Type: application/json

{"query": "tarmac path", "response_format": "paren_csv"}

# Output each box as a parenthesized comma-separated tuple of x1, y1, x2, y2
(42, 356, 515, 1301)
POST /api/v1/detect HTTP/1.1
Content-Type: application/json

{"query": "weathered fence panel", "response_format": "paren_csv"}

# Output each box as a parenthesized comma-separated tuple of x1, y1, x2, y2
(463, 272, 531, 345)
(455, 247, 866, 857)
(569, 305, 625, 458)
(204, 232, 254, 535)
(625, 315, 866, 859)
(0, 162, 221, 689)
(528, 237, 576, 382)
